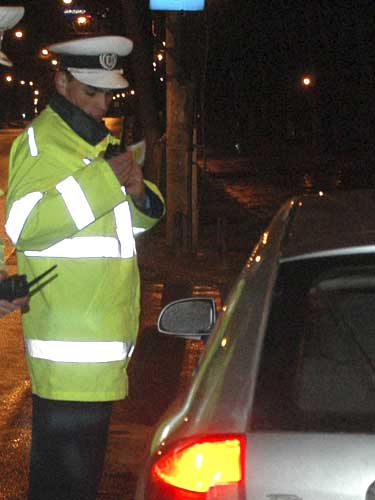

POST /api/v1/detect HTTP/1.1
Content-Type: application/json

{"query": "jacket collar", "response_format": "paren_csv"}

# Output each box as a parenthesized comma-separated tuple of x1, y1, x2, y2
(49, 93, 110, 146)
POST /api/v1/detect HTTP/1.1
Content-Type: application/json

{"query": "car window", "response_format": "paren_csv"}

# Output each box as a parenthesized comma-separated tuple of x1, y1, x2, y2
(251, 254, 375, 433)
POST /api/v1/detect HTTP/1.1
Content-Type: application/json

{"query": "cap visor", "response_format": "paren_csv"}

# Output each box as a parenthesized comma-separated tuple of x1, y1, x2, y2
(0, 50, 12, 67)
(48, 35, 133, 57)
(69, 69, 129, 89)
(0, 6, 25, 30)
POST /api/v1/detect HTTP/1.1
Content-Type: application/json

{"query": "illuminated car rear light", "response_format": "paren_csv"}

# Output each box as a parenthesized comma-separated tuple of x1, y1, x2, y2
(149, 434, 246, 498)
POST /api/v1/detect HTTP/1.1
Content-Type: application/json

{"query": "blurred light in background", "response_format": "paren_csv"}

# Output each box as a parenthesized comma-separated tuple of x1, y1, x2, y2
(149, 0, 205, 11)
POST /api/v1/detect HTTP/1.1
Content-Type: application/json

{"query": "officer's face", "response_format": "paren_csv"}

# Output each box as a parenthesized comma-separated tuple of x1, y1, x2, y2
(58, 73, 114, 122)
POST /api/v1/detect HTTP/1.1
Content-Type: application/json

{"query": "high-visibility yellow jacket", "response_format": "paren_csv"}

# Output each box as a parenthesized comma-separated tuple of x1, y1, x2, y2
(5, 97, 164, 402)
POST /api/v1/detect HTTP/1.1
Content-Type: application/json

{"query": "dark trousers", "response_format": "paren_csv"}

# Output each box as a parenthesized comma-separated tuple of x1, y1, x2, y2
(28, 395, 113, 500)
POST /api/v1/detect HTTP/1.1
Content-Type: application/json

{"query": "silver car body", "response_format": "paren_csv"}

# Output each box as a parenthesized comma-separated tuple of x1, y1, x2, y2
(136, 189, 375, 499)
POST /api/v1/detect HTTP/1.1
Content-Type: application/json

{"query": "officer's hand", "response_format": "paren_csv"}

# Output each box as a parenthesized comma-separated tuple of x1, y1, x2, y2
(107, 151, 146, 200)
(0, 271, 29, 317)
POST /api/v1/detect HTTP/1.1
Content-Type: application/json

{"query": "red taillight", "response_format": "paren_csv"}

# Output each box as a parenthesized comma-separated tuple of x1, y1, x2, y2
(149, 434, 246, 499)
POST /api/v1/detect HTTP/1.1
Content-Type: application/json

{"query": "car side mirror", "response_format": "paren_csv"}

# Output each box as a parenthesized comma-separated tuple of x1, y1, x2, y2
(157, 297, 216, 339)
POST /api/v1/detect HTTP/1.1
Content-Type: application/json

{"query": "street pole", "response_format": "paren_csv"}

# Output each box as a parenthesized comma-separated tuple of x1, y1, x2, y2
(120, 0, 162, 183)
(165, 13, 195, 251)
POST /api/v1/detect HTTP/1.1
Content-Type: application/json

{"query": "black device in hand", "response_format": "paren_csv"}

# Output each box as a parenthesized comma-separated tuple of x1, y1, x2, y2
(104, 116, 131, 160)
(0, 265, 57, 301)
(104, 143, 122, 160)
(104, 114, 142, 160)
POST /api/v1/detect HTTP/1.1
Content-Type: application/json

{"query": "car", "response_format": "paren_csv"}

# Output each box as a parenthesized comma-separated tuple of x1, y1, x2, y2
(135, 188, 375, 500)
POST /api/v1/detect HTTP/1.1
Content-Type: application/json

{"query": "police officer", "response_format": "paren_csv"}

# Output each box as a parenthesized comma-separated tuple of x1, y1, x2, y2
(0, 6, 28, 316)
(6, 35, 164, 499)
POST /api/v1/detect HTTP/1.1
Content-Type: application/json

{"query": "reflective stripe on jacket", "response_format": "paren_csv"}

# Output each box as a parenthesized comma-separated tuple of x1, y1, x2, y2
(6, 105, 164, 401)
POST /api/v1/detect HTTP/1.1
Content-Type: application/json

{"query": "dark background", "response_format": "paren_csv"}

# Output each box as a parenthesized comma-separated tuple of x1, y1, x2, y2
(1, 0, 375, 158)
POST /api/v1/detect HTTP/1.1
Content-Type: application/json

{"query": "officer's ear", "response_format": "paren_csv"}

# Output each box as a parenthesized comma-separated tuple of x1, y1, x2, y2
(54, 71, 69, 96)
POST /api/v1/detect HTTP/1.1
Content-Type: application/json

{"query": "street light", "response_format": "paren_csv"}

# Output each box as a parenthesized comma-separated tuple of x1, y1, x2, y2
(71, 13, 93, 34)
(300, 73, 319, 152)
(76, 15, 89, 25)
(301, 74, 315, 88)
(303, 77, 311, 86)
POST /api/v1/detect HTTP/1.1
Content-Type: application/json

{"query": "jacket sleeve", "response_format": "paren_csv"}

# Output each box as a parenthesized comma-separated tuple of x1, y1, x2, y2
(129, 180, 165, 236)
(6, 132, 127, 252)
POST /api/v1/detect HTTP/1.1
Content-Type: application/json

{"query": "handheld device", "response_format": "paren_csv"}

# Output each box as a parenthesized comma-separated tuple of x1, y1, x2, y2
(0, 265, 58, 301)
(104, 116, 129, 159)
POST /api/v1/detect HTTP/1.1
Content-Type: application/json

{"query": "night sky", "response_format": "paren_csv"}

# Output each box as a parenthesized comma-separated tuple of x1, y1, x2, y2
(204, 1, 375, 153)
(1, 1, 375, 154)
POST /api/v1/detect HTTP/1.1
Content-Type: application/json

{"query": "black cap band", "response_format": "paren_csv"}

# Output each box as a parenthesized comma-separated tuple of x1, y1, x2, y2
(60, 54, 124, 71)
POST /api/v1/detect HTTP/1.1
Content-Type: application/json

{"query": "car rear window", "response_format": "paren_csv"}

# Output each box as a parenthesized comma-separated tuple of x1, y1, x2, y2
(251, 254, 375, 433)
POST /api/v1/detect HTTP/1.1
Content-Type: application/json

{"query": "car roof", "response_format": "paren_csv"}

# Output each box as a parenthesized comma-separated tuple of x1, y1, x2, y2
(280, 189, 375, 262)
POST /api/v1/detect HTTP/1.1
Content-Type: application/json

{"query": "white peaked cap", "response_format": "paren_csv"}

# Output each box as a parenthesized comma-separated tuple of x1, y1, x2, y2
(48, 35, 134, 90)
(0, 6, 25, 67)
